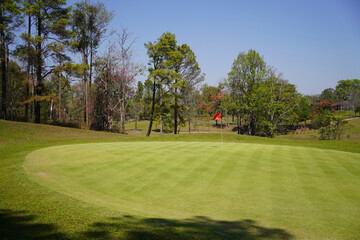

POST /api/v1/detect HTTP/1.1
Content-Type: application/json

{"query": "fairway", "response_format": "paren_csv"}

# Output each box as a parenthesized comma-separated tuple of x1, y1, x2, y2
(24, 142, 360, 239)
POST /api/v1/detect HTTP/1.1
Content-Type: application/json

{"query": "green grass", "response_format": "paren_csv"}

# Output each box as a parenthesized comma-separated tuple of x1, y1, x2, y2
(335, 110, 356, 119)
(25, 142, 360, 240)
(1, 119, 360, 239)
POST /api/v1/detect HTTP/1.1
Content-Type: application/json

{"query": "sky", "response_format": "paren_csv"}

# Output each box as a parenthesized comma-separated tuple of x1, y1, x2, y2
(71, 0, 360, 95)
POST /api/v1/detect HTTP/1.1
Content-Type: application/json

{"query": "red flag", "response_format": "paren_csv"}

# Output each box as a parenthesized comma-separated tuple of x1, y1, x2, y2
(213, 112, 221, 120)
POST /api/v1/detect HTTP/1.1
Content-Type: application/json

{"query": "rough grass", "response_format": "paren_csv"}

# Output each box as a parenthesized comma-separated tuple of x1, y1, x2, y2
(1, 119, 360, 239)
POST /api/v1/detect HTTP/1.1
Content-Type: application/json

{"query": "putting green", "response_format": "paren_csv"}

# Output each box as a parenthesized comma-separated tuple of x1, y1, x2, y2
(24, 142, 360, 239)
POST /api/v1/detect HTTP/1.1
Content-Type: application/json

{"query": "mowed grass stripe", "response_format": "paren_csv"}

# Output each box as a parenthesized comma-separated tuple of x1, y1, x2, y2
(311, 149, 357, 206)
(319, 150, 360, 206)
(305, 148, 360, 239)
(24, 142, 360, 239)
(125, 144, 199, 200)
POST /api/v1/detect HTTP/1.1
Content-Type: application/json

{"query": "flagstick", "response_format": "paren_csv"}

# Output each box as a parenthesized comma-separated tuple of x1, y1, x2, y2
(220, 114, 223, 144)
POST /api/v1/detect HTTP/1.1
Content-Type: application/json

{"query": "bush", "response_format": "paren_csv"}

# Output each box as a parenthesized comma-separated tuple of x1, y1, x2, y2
(311, 109, 333, 129)
(355, 105, 360, 116)
(311, 100, 336, 129)
(49, 120, 82, 129)
(318, 117, 347, 140)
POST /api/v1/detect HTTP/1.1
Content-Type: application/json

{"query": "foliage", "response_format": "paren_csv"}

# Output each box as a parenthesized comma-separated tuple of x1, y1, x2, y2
(228, 50, 299, 137)
(22, 0, 72, 123)
(311, 100, 335, 129)
(252, 73, 299, 137)
(71, 0, 114, 125)
(227, 49, 267, 135)
(198, 85, 223, 115)
(318, 117, 347, 140)
(355, 104, 360, 116)
(335, 79, 360, 110)
(3, 61, 26, 120)
(49, 120, 81, 129)
(320, 88, 335, 102)
(1, 0, 22, 119)
(91, 44, 136, 131)
(144, 32, 202, 135)
(296, 97, 312, 122)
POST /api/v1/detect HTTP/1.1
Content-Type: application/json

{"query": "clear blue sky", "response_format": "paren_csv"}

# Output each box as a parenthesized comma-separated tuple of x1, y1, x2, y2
(74, 0, 360, 95)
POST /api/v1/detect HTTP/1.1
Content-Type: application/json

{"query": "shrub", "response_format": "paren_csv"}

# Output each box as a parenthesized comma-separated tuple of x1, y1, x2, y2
(355, 105, 360, 116)
(311, 100, 336, 129)
(318, 117, 347, 140)
(49, 120, 82, 129)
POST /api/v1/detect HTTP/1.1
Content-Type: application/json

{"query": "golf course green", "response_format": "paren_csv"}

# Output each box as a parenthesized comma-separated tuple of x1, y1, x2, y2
(24, 141, 360, 239)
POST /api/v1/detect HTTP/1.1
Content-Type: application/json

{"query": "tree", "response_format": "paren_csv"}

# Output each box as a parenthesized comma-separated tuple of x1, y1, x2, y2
(116, 28, 138, 134)
(182, 88, 202, 133)
(0, 0, 22, 119)
(20, 0, 35, 121)
(3, 61, 26, 120)
(252, 73, 299, 137)
(144, 32, 202, 136)
(91, 38, 137, 132)
(228, 49, 267, 135)
(144, 32, 180, 136)
(335, 79, 360, 111)
(22, 0, 72, 123)
(198, 85, 223, 123)
(133, 81, 144, 130)
(173, 43, 203, 134)
(296, 97, 312, 124)
(49, 42, 70, 121)
(320, 88, 335, 102)
(71, 0, 113, 125)
(228, 50, 299, 137)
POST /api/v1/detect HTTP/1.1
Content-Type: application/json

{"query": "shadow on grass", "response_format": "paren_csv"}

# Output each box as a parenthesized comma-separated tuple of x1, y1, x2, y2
(0, 209, 69, 240)
(82, 215, 293, 240)
(0, 209, 293, 240)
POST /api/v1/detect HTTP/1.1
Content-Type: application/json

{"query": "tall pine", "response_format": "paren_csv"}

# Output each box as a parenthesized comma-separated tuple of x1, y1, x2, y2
(0, 0, 22, 119)
(22, 0, 71, 123)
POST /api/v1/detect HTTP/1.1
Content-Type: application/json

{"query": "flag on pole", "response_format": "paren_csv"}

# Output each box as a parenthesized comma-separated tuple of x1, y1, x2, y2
(213, 112, 221, 120)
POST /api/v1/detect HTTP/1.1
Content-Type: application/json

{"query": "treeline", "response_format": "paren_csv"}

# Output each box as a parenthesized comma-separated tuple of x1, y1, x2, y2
(1, 0, 359, 138)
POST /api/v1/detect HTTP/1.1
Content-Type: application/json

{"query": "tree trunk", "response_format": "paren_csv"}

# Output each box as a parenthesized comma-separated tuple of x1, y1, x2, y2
(82, 52, 88, 123)
(135, 114, 138, 130)
(250, 114, 257, 136)
(58, 57, 62, 121)
(237, 114, 240, 134)
(35, 15, 42, 123)
(188, 118, 191, 133)
(120, 47, 126, 134)
(50, 99, 53, 120)
(174, 81, 178, 134)
(25, 14, 31, 121)
(120, 97, 125, 134)
(108, 109, 112, 131)
(88, 37, 93, 127)
(160, 89, 163, 135)
(146, 80, 156, 137)
(1, 27, 6, 120)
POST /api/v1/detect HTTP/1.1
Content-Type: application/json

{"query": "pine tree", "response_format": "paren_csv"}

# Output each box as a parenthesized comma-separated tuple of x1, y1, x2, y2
(0, 0, 22, 119)
(22, 0, 72, 123)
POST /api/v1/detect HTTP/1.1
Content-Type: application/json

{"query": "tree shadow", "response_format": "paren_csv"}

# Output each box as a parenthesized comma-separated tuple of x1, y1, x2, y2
(82, 215, 293, 240)
(0, 208, 293, 239)
(0, 209, 70, 240)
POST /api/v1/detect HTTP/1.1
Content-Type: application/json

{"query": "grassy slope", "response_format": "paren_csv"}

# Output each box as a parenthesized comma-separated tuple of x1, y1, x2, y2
(1, 119, 360, 239)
